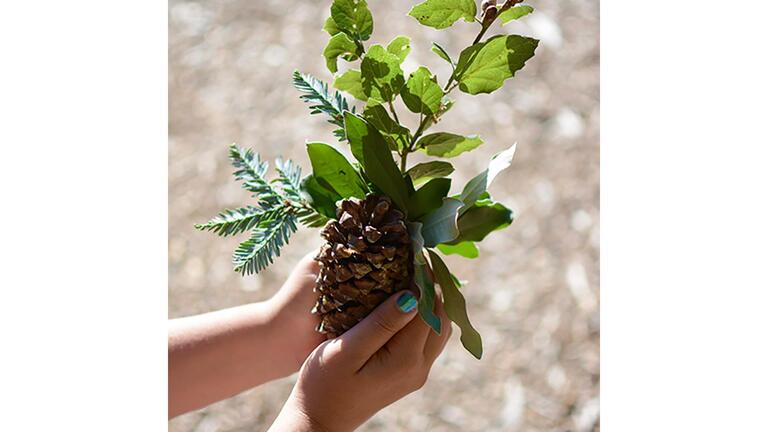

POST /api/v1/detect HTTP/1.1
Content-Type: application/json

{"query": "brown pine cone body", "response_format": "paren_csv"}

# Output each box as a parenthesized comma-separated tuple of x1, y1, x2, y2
(313, 195, 413, 337)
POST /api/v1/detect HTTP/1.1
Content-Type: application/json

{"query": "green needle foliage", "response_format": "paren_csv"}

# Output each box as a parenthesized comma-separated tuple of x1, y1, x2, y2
(292, 71, 355, 141)
(196, 144, 327, 275)
(199, 0, 540, 357)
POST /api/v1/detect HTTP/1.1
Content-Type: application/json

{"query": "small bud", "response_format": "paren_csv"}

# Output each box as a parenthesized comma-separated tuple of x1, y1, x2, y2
(482, 5, 498, 24)
(481, 0, 496, 13)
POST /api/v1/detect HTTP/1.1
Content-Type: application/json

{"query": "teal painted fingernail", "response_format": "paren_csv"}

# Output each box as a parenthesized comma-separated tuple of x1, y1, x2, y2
(397, 292, 417, 313)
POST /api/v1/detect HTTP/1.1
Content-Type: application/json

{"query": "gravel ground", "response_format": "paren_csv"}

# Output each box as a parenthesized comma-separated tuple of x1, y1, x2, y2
(169, 0, 599, 430)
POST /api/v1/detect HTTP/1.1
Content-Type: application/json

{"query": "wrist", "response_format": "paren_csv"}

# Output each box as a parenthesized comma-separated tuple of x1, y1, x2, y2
(270, 395, 333, 432)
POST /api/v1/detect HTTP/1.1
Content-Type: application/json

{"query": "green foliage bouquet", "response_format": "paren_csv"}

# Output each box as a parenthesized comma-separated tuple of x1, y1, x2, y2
(197, 0, 539, 358)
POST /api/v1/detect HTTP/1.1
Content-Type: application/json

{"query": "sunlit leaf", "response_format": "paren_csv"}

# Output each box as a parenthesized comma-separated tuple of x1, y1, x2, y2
(406, 161, 455, 186)
(458, 143, 516, 214)
(408, 0, 477, 29)
(436, 241, 479, 258)
(498, 5, 534, 24)
(416, 132, 483, 158)
(331, 0, 374, 41)
(454, 35, 538, 95)
(386, 36, 411, 63)
(361, 44, 405, 102)
(334, 69, 367, 101)
(401, 66, 444, 116)
(323, 32, 360, 73)
(306, 142, 368, 198)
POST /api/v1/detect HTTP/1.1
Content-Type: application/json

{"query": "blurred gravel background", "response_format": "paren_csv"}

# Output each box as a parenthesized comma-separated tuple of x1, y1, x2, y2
(169, 0, 599, 430)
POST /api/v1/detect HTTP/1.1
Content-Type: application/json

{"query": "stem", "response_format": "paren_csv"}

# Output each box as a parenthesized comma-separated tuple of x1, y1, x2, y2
(472, 24, 491, 45)
(388, 100, 400, 123)
(355, 37, 366, 56)
(399, 9, 501, 173)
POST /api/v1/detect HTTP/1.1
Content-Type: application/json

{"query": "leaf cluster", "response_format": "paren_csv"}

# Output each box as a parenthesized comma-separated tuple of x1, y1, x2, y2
(201, 0, 540, 358)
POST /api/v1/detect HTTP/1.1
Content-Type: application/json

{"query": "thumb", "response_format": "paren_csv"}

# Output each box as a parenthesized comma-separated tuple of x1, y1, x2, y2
(337, 291, 419, 367)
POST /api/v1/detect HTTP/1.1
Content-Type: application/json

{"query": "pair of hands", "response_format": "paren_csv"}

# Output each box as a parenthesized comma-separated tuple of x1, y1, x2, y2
(269, 253, 452, 432)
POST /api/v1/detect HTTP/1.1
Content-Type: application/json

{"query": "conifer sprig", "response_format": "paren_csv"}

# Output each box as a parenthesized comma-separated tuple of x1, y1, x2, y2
(231, 210, 298, 275)
(292, 70, 354, 140)
(195, 206, 279, 237)
(196, 144, 328, 275)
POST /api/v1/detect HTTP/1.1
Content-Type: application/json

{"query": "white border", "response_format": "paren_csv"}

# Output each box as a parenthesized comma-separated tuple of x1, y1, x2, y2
(602, 1, 768, 430)
(0, 0, 167, 429)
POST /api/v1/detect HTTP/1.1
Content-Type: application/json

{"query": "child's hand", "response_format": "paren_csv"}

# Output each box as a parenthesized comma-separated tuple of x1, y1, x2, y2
(267, 251, 327, 373)
(269, 291, 452, 432)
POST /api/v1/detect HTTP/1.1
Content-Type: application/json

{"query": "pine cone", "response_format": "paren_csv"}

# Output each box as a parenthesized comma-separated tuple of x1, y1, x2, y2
(313, 194, 413, 337)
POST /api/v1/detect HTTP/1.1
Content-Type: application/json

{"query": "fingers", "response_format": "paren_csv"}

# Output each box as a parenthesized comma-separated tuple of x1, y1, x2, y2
(337, 291, 418, 368)
(296, 250, 321, 280)
(423, 294, 452, 365)
(273, 251, 321, 310)
(385, 285, 431, 356)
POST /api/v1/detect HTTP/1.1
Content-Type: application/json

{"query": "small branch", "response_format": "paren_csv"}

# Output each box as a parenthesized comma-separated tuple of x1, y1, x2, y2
(472, 25, 491, 45)
(388, 99, 400, 124)
(402, 3, 509, 167)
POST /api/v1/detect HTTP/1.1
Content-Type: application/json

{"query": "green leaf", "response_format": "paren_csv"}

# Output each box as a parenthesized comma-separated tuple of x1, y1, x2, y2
(431, 42, 454, 68)
(323, 16, 342, 35)
(428, 250, 482, 359)
(416, 132, 483, 158)
(498, 5, 534, 24)
(454, 200, 513, 242)
(437, 241, 479, 258)
(360, 44, 405, 102)
(407, 221, 426, 265)
(362, 104, 410, 151)
(458, 143, 516, 214)
(343, 111, 369, 163)
(414, 257, 442, 333)
(343, 113, 410, 212)
(323, 32, 360, 73)
(408, 178, 452, 220)
(408, 0, 477, 29)
(306, 142, 368, 199)
(334, 69, 367, 101)
(300, 175, 341, 219)
(421, 197, 463, 247)
(232, 211, 298, 275)
(330, 0, 374, 41)
(401, 66, 444, 116)
(386, 36, 411, 63)
(454, 35, 539, 95)
(406, 161, 455, 186)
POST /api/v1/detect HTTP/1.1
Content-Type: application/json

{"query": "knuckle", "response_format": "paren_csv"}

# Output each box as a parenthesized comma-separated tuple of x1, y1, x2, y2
(372, 315, 399, 335)
(410, 370, 429, 390)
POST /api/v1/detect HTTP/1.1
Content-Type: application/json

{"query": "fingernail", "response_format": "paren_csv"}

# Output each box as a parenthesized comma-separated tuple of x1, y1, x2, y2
(396, 292, 417, 313)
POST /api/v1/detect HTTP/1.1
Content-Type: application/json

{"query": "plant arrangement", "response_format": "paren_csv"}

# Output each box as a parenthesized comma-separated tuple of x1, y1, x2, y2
(197, 0, 538, 359)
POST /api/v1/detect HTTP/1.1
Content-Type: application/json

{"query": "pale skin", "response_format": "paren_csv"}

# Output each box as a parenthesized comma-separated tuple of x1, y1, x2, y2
(169, 252, 452, 431)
